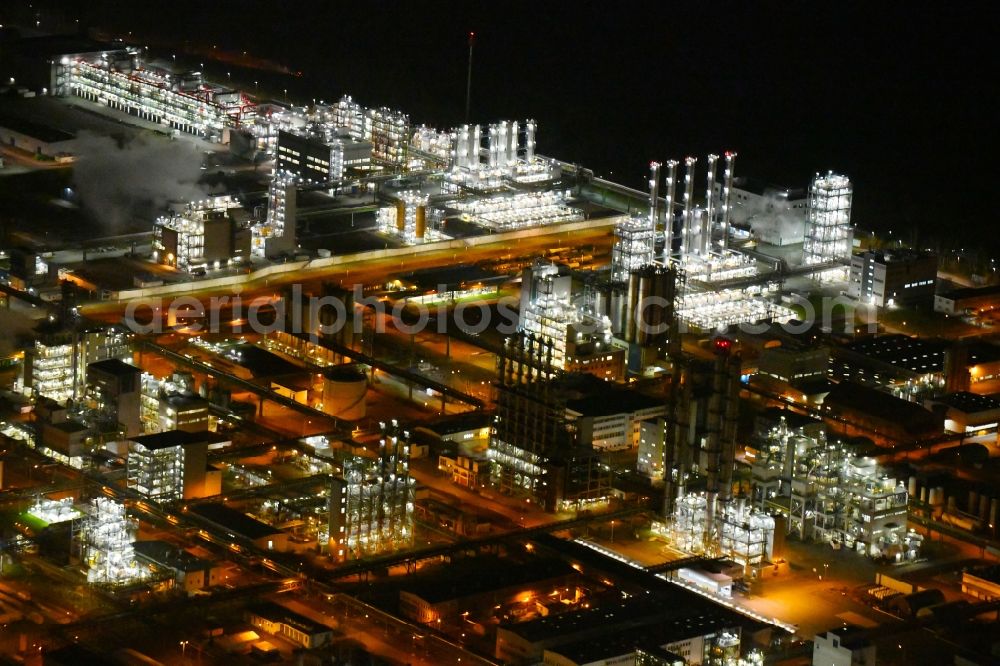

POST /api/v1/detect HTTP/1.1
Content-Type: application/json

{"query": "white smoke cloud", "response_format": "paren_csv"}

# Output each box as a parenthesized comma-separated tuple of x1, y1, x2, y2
(71, 131, 211, 231)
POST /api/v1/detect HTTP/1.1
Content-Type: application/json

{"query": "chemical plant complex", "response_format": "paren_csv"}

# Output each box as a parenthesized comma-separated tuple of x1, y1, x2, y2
(1, 18, 999, 666)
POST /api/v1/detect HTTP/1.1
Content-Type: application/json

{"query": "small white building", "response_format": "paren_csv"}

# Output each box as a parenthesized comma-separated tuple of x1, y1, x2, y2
(812, 628, 875, 666)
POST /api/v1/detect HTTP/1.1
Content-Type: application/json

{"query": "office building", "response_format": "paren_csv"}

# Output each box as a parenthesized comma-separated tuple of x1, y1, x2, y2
(847, 249, 937, 307)
(565, 387, 666, 451)
(246, 601, 334, 649)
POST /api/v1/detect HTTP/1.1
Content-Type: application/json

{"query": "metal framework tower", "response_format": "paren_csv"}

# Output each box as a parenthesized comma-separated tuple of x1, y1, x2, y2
(803, 171, 853, 265)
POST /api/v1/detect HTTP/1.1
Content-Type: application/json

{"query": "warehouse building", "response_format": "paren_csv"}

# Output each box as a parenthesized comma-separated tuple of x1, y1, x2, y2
(245, 601, 333, 649)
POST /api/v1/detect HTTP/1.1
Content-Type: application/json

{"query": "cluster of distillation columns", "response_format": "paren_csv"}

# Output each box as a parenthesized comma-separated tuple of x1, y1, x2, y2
(645, 152, 736, 262)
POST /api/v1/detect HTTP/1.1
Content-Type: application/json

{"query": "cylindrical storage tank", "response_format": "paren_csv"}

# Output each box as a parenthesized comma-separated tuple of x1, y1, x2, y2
(321, 365, 368, 421)
(625, 271, 640, 343)
(928, 487, 938, 506)
(933, 486, 945, 506)
(594, 289, 608, 321)
(395, 200, 406, 233)
(969, 490, 979, 514)
(609, 289, 625, 337)
(908, 476, 918, 497)
(947, 495, 957, 513)
(636, 271, 654, 346)
(414, 205, 426, 242)
(920, 486, 927, 503)
(980, 495, 991, 521)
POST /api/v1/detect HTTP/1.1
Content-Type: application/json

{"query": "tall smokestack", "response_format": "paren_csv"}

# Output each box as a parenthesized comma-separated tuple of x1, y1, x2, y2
(664, 160, 679, 259)
(704, 154, 718, 255)
(682, 157, 697, 259)
(721, 151, 736, 251)
(648, 161, 662, 236)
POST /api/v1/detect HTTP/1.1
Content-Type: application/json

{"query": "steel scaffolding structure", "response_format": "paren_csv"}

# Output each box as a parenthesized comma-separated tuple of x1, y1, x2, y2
(65, 59, 248, 138)
(127, 441, 185, 502)
(328, 420, 415, 561)
(80, 498, 148, 586)
(749, 419, 918, 560)
(611, 216, 656, 285)
(803, 171, 853, 266)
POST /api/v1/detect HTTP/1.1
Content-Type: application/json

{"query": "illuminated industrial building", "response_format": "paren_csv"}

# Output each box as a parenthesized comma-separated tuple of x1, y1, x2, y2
(26, 323, 132, 404)
(611, 215, 657, 284)
(327, 95, 409, 166)
(445, 119, 551, 189)
(126, 430, 214, 502)
(450, 190, 582, 232)
(518, 261, 622, 379)
(140, 372, 210, 433)
(85, 358, 142, 438)
(750, 418, 919, 560)
(676, 285, 795, 332)
(257, 174, 298, 257)
(489, 334, 612, 511)
(802, 171, 853, 269)
(27, 497, 82, 525)
(377, 191, 434, 244)
(328, 420, 415, 561)
(668, 495, 776, 575)
(79, 497, 148, 586)
(60, 48, 254, 139)
(153, 196, 251, 269)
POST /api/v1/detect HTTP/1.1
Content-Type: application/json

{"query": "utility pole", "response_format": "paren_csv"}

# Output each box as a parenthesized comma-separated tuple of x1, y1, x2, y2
(465, 31, 475, 124)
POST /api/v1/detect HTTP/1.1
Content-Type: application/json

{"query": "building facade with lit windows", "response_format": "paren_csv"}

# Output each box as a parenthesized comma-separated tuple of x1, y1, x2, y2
(565, 389, 666, 452)
(847, 249, 937, 307)
(25, 323, 131, 404)
(126, 430, 213, 502)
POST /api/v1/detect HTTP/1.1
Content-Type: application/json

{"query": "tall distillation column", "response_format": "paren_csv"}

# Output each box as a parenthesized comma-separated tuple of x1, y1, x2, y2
(648, 161, 662, 236)
(720, 152, 736, 251)
(664, 160, 679, 260)
(702, 154, 718, 256)
(682, 157, 697, 259)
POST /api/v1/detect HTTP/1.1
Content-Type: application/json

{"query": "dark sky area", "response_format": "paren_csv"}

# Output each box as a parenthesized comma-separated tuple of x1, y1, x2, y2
(8, 1, 995, 252)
